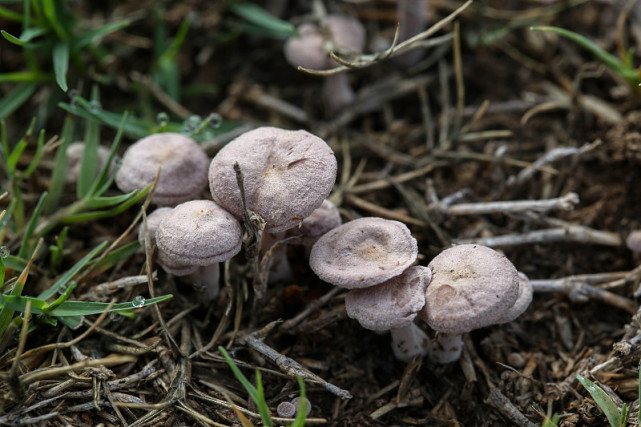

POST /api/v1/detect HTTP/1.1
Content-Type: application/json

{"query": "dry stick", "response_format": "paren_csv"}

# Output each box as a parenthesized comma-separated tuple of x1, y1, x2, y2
(279, 286, 343, 334)
(240, 324, 352, 399)
(242, 85, 308, 123)
(531, 278, 636, 314)
(344, 193, 428, 227)
(92, 274, 154, 296)
(130, 71, 193, 119)
(348, 162, 442, 195)
(454, 225, 622, 248)
(19, 354, 136, 385)
(485, 388, 538, 427)
(438, 192, 580, 216)
(7, 300, 32, 398)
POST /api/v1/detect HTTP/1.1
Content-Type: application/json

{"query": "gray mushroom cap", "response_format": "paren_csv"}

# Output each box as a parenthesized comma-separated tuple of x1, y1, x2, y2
(421, 244, 519, 335)
(208, 127, 337, 233)
(287, 199, 342, 246)
(115, 133, 210, 206)
(626, 230, 641, 252)
(138, 207, 173, 248)
(156, 200, 242, 267)
(497, 272, 533, 324)
(345, 266, 431, 331)
(309, 217, 418, 289)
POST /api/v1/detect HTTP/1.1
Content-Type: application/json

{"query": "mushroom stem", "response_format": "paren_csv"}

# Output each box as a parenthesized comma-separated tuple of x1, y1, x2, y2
(394, 0, 427, 67)
(191, 263, 221, 300)
(389, 322, 429, 362)
(322, 73, 355, 112)
(262, 232, 293, 284)
(428, 332, 463, 364)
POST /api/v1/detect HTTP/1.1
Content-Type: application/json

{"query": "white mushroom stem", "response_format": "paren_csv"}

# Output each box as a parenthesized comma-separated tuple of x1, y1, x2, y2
(191, 263, 221, 300)
(390, 323, 429, 362)
(428, 333, 463, 364)
(322, 73, 355, 112)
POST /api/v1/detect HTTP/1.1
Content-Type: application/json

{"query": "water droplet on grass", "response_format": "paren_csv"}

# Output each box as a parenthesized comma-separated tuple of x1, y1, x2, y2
(109, 312, 122, 322)
(182, 115, 202, 135)
(156, 112, 169, 127)
(89, 100, 102, 112)
(207, 113, 222, 128)
(0, 246, 9, 258)
(132, 296, 145, 308)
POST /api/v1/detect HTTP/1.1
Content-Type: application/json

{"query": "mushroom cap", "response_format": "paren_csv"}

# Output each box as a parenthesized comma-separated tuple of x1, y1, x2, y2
(115, 133, 210, 206)
(496, 272, 533, 324)
(156, 200, 242, 267)
(66, 142, 114, 183)
(208, 127, 337, 233)
(309, 217, 418, 289)
(157, 249, 199, 276)
(626, 230, 641, 252)
(345, 265, 431, 331)
(284, 15, 366, 70)
(421, 244, 519, 335)
(287, 199, 342, 246)
(138, 207, 173, 248)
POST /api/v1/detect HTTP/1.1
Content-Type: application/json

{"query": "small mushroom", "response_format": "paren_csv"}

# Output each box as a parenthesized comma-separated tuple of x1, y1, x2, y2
(208, 126, 337, 234)
(65, 142, 115, 183)
(309, 217, 418, 289)
(156, 200, 242, 300)
(393, 0, 428, 67)
(116, 133, 210, 206)
(345, 266, 432, 362)
(626, 230, 641, 253)
(420, 244, 521, 364)
(284, 14, 366, 112)
(276, 401, 297, 418)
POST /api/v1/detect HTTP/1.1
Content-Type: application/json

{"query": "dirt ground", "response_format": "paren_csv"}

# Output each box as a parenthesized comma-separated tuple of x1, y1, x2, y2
(3, 0, 641, 425)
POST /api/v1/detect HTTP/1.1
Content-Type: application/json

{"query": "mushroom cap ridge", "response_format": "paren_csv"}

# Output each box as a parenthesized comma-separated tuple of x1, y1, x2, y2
(115, 133, 210, 206)
(345, 265, 431, 331)
(208, 127, 337, 233)
(421, 244, 519, 335)
(309, 217, 418, 289)
(156, 200, 242, 266)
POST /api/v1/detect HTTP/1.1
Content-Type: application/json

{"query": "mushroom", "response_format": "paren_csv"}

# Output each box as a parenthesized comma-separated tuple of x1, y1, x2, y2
(156, 200, 242, 300)
(284, 14, 366, 112)
(264, 199, 343, 284)
(626, 230, 641, 253)
(393, 0, 428, 67)
(208, 126, 337, 234)
(116, 133, 210, 206)
(420, 244, 522, 364)
(345, 266, 432, 362)
(65, 142, 115, 183)
(309, 217, 418, 289)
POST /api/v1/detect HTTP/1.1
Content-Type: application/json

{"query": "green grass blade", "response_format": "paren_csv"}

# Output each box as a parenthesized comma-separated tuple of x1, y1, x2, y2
(76, 88, 100, 198)
(576, 373, 622, 427)
(0, 6, 24, 22)
(45, 113, 74, 214)
(19, 128, 45, 178)
(17, 191, 47, 259)
(60, 186, 149, 222)
(38, 240, 108, 300)
(0, 294, 173, 316)
(41, 281, 76, 313)
(254, 370, 274, 427)
(3, 255, 28, 273)
(0, 27, 46, 45)
(52, 41, 70, 92)
(71, 18, 131, 51)
(86, 112, 127, 196)
(228, 3, 297, 39)
(0, 83, 37, 121)
(92, 241, 139, 273)
(0, 70, 51, 83)
(290, 377, 307, 427)
(41, 0, 68, 40)
(58, 101, 151, 138)
(530, 26, 639, 82)
(219, 347, 262, 407)
(84, 191, 141, 209)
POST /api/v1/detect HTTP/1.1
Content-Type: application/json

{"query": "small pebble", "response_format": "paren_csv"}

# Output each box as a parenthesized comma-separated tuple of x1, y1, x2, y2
(291, 396, 312, 416)
(507, 352, 525, 369)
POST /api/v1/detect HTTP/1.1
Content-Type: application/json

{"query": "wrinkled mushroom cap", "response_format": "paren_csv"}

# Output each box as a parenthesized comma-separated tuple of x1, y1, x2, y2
(156, 200, 242, 267)
(421, 244, 519, 335)
(345, 266, 431, 331)
(284, 15, 366, 70)
(287, 199, 342, 245)
(116, 133, 210, 206)
(497, 272, 533, 324)
(309, 217, 418, 289)
(208, 127, 337, 233)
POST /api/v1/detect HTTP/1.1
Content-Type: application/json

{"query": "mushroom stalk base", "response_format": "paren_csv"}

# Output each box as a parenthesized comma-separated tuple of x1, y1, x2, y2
(390, 323, 429, 362)
(191, 263, 220, 300)
(429, 332, 463, 364)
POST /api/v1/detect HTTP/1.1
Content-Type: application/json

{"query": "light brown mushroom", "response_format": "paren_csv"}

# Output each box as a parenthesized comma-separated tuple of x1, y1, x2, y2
(156, 200, 242, 299)
(116, 133, 210, 206)
(345, 266, 431, 362)
(420, 244, 521, 363)
(284, 14, 366, 112)
(208, 126, 337, 234)
(309, 217, 418, 289)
